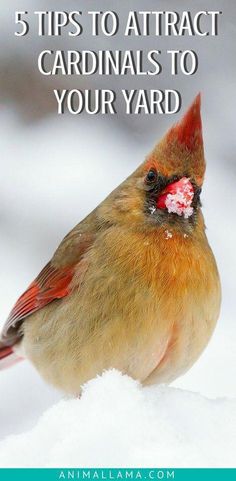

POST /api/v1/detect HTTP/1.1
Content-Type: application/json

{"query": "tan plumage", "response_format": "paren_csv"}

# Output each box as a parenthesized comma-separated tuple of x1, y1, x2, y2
(0, 95, 221, 394)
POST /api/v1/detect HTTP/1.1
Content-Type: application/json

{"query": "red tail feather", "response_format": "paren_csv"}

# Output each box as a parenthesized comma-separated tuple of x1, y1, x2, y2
(0, 345, 13, 360)
(0, 344, 22, 370)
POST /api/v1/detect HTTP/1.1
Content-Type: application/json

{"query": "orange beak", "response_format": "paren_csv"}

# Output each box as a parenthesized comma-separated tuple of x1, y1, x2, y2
(156, 177, 194, 218)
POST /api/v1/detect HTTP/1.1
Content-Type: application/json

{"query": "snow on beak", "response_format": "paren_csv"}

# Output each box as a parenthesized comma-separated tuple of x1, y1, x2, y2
(156, 177, 194, 219)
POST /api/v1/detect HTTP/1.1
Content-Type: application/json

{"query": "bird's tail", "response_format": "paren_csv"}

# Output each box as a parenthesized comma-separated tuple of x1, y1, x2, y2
(0, 342, 22, 370)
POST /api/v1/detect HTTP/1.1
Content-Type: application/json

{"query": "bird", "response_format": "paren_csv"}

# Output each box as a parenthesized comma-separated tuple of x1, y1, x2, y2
(0, 94, 221, 394)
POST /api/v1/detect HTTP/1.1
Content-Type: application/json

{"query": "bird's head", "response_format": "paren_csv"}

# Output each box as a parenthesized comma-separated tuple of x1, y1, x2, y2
(101, 94, 206, 234)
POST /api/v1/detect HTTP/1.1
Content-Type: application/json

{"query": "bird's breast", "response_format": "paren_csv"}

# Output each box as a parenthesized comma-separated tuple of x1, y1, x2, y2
(99, 224, 221, 384)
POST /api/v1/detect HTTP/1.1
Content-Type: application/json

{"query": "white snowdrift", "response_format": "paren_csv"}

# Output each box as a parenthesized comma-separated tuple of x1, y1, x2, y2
(0, 370, 235, 468)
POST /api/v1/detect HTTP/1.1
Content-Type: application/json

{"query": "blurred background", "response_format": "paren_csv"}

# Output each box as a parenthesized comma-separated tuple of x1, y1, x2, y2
(0, 0, 236, 440)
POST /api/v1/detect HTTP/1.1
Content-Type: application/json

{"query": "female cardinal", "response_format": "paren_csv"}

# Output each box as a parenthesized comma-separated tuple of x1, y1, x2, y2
(0, 94, 221, 394)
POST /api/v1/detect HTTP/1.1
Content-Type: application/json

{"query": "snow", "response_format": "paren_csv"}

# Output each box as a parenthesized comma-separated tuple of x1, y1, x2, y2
(164, 229, 173, 239)
(165, 178, 194, 219)
(149, 206, 156, 215)
(0, 370, 235, 468)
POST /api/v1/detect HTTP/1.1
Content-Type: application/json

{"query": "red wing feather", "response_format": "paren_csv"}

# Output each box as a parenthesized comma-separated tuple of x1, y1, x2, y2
(1, 262, 74, 345)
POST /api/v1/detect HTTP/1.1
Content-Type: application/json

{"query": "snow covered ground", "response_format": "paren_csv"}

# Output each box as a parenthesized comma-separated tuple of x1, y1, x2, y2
(0, 370, 235, 468)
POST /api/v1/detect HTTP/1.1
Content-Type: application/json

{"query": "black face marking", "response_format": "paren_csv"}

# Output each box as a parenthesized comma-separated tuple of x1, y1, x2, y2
(144, 171, 167, 193)
(144, 173, 201, 226)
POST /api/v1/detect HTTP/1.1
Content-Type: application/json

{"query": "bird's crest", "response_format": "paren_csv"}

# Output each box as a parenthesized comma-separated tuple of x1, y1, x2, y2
(146, 94, 205, 185)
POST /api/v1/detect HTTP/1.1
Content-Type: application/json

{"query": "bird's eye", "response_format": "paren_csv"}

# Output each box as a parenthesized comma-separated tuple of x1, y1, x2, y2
(145, 169, 157, 184)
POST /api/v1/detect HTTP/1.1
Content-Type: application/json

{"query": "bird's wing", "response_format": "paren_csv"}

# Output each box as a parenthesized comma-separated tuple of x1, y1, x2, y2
(1, 218, 97, 346)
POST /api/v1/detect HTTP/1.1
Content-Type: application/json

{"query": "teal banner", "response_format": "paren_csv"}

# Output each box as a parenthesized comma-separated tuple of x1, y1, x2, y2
(0, 469, 235, 481)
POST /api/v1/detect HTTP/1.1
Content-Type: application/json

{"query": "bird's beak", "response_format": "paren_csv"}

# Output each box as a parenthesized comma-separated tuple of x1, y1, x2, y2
(156, 177, 194, 218)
